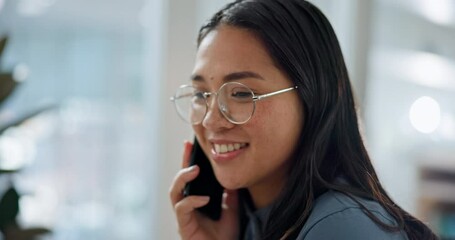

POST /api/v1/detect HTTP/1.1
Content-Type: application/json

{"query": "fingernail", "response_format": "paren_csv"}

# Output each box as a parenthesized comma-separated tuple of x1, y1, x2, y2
(197, 196, 210, 203)
(188, 165, 198, 172)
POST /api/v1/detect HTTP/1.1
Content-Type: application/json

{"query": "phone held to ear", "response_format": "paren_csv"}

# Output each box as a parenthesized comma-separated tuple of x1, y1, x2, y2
(183, 138, 224, 220)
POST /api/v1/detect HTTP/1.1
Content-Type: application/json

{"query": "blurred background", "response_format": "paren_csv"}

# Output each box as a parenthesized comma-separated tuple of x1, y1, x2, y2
(0, 0, 454, 239)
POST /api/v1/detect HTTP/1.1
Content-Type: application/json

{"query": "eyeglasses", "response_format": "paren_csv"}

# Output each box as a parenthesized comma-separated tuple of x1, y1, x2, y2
(170, 82, 297, 125)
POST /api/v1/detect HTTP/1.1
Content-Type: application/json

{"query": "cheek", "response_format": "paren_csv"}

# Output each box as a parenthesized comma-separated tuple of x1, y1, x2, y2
(245, 102, 273, 133)
(250, 100, 301, 129)
(192, 125, 203, 137)
(246, 101, 290, 141)
(192, 125, 206, 145)
(248, 99, 303, 149)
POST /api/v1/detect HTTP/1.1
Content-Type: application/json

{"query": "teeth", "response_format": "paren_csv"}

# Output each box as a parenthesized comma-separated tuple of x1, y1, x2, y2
(221, 144, 228, 153)
(214, 143, 247, 154)
(228, 144, 234, 151)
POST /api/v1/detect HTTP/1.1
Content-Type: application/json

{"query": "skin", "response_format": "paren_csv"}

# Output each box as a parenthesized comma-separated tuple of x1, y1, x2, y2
(170, 25, 304, 239)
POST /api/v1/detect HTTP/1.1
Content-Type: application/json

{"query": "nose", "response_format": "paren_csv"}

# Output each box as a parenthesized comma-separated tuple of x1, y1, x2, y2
(201, 95, 235, 130)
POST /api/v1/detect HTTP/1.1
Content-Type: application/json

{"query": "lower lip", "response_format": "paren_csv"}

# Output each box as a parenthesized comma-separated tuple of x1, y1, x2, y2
(211, 146, 248, 163)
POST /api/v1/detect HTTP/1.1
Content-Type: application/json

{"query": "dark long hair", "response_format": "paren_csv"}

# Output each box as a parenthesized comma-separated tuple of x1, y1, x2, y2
(197, 0, 437, 239)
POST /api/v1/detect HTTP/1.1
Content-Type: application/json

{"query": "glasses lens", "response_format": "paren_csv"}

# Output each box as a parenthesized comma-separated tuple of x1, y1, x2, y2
(218, 82, 255, 124)
(173, 86, 206, 124)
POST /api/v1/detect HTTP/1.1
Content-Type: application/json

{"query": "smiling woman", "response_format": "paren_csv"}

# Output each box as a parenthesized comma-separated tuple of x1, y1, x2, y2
(169, 0, 437, 239)
(190, 25, 303, 210)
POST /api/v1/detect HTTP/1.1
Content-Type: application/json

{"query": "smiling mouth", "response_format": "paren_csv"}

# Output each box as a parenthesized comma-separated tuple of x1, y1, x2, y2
(213, 143, 248, 154)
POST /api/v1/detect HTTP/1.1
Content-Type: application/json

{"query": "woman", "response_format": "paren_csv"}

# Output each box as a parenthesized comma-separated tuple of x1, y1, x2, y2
(169, 0, 437, 239)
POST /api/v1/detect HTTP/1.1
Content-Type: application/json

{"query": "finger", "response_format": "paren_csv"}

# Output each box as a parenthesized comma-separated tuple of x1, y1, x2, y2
(169, 165, 199, 206)
(169, 141, 196, 209)
(175, 195, 210, 228)
(182, 140, 193, 168)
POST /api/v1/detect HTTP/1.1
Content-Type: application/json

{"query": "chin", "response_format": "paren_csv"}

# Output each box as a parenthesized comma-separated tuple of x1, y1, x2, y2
(216, 176, 246, 190)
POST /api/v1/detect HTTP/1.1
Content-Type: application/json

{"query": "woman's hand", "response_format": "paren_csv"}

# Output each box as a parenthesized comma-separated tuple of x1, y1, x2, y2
(169, 141, 239, 240)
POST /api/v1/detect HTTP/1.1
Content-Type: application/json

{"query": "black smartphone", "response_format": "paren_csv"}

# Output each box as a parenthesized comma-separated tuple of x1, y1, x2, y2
(183, 138, 224, 220)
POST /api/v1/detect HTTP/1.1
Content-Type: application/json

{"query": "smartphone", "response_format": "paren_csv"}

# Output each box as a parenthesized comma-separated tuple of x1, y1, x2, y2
(183, 138, 224, 220)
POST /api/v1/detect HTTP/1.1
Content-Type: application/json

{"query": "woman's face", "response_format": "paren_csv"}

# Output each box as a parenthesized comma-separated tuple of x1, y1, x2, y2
(192, 25, 303, 207)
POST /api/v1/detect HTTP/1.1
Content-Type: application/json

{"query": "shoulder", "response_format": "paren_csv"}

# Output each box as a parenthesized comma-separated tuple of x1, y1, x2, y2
(296, 190, 408, 240)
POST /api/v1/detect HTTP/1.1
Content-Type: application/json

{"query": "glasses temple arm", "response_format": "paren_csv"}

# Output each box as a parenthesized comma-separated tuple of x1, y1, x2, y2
(254, 86, 298, 101)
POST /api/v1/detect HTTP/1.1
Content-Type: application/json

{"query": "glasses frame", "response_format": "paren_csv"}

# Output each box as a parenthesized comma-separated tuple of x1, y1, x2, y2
(170, 81, 298, 125)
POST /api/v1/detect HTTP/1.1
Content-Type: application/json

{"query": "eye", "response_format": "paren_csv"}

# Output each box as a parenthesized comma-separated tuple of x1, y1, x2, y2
(193, 91, 205, 99)
(231, 88, 253, 99)
(190, 90, 207, 105)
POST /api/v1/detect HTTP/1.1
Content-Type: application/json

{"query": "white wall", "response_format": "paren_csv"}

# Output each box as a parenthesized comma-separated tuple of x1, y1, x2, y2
(365, 0, 455, 215)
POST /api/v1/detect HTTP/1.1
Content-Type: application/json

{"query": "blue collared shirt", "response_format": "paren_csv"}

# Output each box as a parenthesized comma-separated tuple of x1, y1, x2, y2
(243, 190, 408, 240)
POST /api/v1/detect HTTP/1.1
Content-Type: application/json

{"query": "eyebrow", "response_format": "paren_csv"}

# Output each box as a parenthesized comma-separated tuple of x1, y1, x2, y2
(190, 71, 265, 82)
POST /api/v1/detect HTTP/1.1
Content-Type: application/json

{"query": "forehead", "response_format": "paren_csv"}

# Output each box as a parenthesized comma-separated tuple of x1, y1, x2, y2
(194, 25, 276, 76)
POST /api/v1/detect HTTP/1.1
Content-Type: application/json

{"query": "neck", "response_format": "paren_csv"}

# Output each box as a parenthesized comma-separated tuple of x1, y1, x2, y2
(248, 166, 288, 209)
